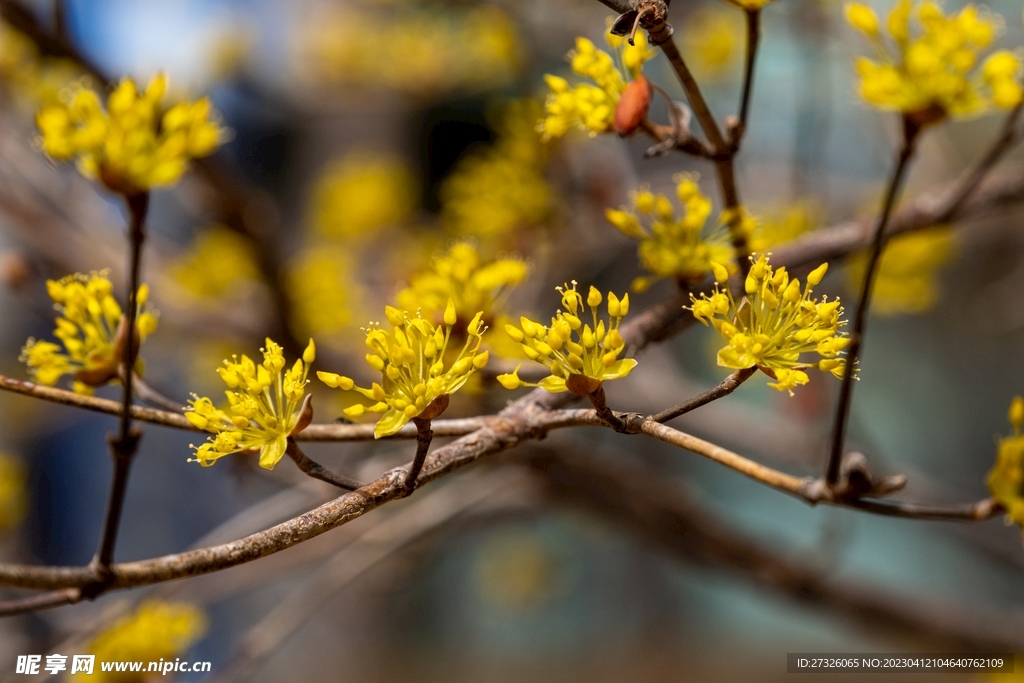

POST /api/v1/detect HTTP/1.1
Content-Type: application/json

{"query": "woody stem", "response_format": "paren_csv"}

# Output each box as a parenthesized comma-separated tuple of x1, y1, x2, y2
(589, 385, 625, 432)
(406, 418, 433, 491)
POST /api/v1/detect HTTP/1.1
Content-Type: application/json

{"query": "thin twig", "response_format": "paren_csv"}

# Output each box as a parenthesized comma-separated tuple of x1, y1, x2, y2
(827, 126, 919, 485)
(0, 588, 80, 617)
(285, 439, 362, 491)
(736, 9, 761, 139)
(588, 385, 625, 431)
(89, 192, 150, 591)
(406, 418, 433, 491)
(129, 374, 183, 412)
(649, 366, 756, 423)
(654, 36, 727, 152)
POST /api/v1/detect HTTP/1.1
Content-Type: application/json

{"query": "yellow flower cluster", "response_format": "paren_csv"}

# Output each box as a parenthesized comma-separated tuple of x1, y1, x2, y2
(298, 6, 518, 98)
(20, 271, 157, 395)
(72, 601, 205, 683)
(0, 453, 26, 533)
(748, 200, 820, 253)
(36, 74, 224, 194)
(987, 396, 1024, 532)
(847, 226, 953, 316)
(168, 225, 261, 300)
(396, 241, 527, 332)
(311, 153, 417, 239)
(187, 338, 316, 469)
(0, 22, 82, 107)
(286, 246, 361, 345)
(497, 282, 636, 395)
(539, 29, 656, 139)
(441, 100, 551, 241)
(690, 256, 849, 393)
(318, 303, 489, 438)
(606, 175, 735, 292)
(846, 1, 1022, 121)
(681, 7, 742, 81)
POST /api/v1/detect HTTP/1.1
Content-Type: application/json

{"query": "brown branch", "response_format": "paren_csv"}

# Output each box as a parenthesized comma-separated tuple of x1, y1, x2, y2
(285, 438, 362, 491)
(406, 417, 433, 491)
(649, 365, 756, 423)
(0, 588, 80, 617)
(736, 9, 761, 138)
(534, 451, 1023, 651)
(827, 124, 919, 485)
(87, 192, 150, 598)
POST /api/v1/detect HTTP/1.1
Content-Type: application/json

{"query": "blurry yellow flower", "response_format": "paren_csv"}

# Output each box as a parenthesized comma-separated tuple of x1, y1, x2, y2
(539, 27, 656, 139)
(690, 256, 849, 393)
(0, 453, 26, 533)
(396, 241, 527, 329)
(748, 200, 820, 253)
(682, 7, 743, 81)
(298, 6, 518, 98)
(36, 74, 225, 194)
(606, 174, 736, 291)
(286, 245, 361, 346)
(318, 303, 488, 437)
(20, 271, 157, 394)
(846, 1, 1022, 121)
(168, 225, 261, 300)
(441, 100, 551, 241)
(847, 226, 953, 315)
(311, 153, 417, 239)
(498, 282, 636, 395)
(987, 396, 1024, 533)
(187, 338, 316, 469)
(0, 22, 83, 107)
(72, 601, 205, 683)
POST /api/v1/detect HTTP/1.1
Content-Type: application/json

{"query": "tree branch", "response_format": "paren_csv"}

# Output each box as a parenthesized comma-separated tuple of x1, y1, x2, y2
(285, 439, 362, 491)
(649, 366, 756, 423)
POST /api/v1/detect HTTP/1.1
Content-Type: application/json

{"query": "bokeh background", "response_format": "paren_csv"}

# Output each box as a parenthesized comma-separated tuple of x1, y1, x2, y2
(0, 0, 1023, 681)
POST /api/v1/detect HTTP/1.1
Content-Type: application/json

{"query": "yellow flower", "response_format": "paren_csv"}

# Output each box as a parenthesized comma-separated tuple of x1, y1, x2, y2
(167, 225, 261, 300)
(846, 1, 1022, 121)
(539, 27, 656, 139)
(846, 226, 953, 315)
(187, 338, 316, 469)
(20, 271, 157, 395)
(72, 600, 205, 683)
(0, 22, 83, 108)
(310, 153, 417, 239)
(36, 74, 225, 195)
(317, 303, 489, 438)
(606, 174, 736, 291)
(441, 99, 551, 241)
(748, 200, 820, 253)
(987, 396, 1024, 532)
(397, 240, 527, 328)
(681, 7, 743, 81)
(297, 5, 519, 98)
(285, 245, 362, 346)
(0, 453, 26, 533)
(690, 255, 849, 393)
(497, 282, 637, 395)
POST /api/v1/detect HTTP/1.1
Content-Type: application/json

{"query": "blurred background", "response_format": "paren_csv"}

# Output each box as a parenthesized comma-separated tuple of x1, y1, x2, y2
(0, 0, 1023, 680)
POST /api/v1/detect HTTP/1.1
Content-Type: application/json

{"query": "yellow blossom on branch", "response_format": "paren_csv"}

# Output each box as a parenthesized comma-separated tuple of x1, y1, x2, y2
(36, 74, 225, 195)
(441, 100, 552, 242)
(168, 225, 261, 300)
(689, 255, 849, 393)
(310, 153, 417, 239)
(397, 241, 527, 329)
(286, 245, 362, 346)
(987, 396, 1024, 532)
(539, 28, 656, 139)
(187, 338, 316, 469)
(847, 226, 953, 315)
(681, 7, 743, 81)
(497, 282, 636, 395)
(748, 200, 820, 253)
(846, 1, 1022, 122)
(20, 271, 157, 395)
(72, 600, 205, 683)
(317, 303, 489, 438)
(606, 175, 736, 291)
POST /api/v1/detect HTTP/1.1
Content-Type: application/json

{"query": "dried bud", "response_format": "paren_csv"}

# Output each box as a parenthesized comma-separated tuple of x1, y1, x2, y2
(0, 252, 32, 290)
(614, 75, 652, 136)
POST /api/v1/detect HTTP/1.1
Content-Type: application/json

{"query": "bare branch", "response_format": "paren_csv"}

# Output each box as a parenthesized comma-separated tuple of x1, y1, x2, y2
(0, 588, 81, 617)
(649, 366, 756, 423)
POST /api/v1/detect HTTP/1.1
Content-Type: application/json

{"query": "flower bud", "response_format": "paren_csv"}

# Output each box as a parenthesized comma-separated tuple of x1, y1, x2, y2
(614, 75, 652, 136)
